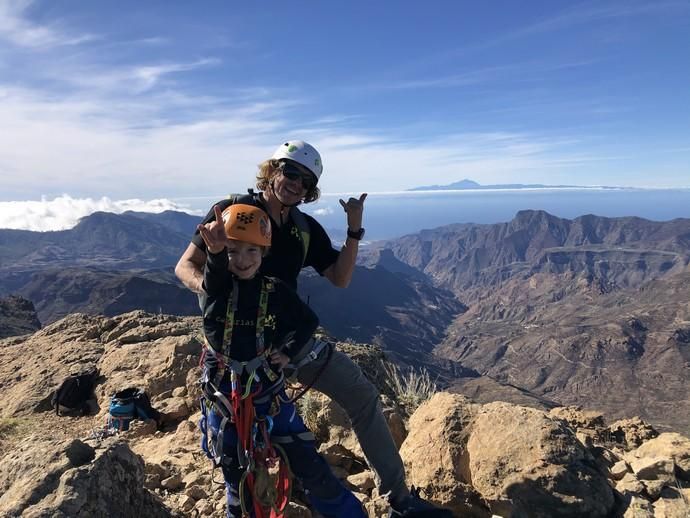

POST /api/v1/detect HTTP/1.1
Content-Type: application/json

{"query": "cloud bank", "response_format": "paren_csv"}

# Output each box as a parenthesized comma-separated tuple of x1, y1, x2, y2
(0, 195, 198, 231)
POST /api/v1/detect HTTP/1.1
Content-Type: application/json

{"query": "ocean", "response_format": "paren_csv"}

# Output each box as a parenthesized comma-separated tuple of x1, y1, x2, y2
(181, 188, 690, 242)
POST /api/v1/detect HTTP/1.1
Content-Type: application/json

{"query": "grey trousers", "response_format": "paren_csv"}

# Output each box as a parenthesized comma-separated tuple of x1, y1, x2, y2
(295, 346, 407, 501)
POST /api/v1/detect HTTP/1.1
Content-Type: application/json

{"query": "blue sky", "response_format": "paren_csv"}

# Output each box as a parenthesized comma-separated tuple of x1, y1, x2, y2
(1, 0, 689, 206)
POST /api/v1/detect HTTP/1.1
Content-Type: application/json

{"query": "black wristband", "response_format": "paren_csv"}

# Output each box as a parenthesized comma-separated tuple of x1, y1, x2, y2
(346, 228, 365, 241)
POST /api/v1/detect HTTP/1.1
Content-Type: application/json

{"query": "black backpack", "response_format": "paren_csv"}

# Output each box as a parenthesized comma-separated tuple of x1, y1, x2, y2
(51, 367, 99, 416)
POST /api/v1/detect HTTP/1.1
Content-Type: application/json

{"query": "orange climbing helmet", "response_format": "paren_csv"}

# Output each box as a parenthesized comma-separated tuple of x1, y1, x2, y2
(221, 204, 272, 247)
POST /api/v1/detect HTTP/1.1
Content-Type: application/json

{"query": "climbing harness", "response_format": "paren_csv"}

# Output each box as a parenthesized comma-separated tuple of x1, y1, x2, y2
(199, 277, 294, 517)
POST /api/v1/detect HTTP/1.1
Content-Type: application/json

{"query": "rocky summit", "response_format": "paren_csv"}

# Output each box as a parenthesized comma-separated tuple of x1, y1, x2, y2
(1, 312, 689, 517)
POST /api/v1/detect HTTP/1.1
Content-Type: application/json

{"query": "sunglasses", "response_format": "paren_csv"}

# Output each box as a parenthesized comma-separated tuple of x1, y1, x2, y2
(280, 163, 315, 191)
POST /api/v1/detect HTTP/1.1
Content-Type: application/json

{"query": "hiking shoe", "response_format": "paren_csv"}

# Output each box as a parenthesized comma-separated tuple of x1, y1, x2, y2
(388, 487, 455, 517)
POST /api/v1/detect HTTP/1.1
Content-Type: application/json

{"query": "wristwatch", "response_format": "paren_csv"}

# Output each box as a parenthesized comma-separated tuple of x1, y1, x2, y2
(347, 227, 365, 241)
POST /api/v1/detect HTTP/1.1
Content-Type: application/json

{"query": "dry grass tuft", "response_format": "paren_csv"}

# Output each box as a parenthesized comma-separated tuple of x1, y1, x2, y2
(381, 361, 438, 417)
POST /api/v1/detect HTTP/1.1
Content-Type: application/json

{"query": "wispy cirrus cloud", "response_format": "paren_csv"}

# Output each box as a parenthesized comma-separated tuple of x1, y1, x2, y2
(360, 58, 600, 93)
(508, 1, 690, 40)
(132, 59, 221, 92)
(0, 0, 96, 48)
(468, 1, 690, 54)
(55, 58, 223, 93)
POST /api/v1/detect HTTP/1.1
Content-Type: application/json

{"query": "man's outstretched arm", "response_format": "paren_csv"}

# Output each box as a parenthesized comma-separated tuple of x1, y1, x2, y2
(322, 238, 359, 288)
(175, 242, 207, 294)
(322, 192, 367, 288)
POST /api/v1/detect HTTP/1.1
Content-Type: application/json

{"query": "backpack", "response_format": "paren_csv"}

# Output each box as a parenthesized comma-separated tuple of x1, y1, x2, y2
(107, 387, 161, 431)
(51, 367, 99, 416)
(230, 190, 311, 266)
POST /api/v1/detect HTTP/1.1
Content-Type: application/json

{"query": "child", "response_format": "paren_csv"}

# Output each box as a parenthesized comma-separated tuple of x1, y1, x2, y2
(197, 203, 366, 518)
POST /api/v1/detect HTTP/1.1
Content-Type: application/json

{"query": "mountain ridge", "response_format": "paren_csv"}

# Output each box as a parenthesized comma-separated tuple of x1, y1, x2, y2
(408, 178, 620, 191)
(362, 209, 690, 433)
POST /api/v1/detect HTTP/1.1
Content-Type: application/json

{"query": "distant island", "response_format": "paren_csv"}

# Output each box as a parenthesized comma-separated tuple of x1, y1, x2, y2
(407, 179, 618, 191)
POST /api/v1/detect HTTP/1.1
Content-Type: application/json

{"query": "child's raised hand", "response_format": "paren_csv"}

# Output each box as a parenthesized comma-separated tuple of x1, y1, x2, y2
(269, 350, 290, 370)
(198, 205, 228, 254)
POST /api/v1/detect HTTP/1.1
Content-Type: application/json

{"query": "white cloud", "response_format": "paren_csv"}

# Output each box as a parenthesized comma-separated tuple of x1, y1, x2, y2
(0, 195, 198, 231)
(133, 59, 220, 92)
(2, 79, 623, 198)
(0, 80, 630, 198)
(0, 85, 288, 199)
(312, 206, 334, 216)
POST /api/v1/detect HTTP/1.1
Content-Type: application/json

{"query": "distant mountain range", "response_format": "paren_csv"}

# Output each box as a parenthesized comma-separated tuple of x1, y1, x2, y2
(407, 178, 619, 191)
(0, 210, 199, 275)
(0, 209, 462, 371)
(361, 209, 690, 433)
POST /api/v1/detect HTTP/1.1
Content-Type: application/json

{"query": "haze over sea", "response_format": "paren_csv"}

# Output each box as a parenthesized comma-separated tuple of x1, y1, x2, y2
(177, 188, 690, 242)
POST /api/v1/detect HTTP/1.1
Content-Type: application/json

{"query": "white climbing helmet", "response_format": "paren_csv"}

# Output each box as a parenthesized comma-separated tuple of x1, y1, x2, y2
(271, 140, 323, 182)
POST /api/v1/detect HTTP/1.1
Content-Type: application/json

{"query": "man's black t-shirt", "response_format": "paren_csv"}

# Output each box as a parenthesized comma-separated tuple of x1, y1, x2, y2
(192, 196, 339, 290)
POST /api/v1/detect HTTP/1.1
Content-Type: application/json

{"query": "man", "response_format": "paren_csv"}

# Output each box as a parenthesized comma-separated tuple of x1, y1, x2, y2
(176, 140, 450, 517)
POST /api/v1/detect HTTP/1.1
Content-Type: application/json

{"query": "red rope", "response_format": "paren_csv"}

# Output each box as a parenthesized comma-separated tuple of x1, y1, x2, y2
(231, 381, 291, 517)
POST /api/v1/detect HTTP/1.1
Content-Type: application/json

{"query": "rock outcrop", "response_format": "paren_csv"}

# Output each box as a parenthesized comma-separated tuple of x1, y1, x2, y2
(0, 436, 169, 517)
(1, 312, 689, 517)
(465, 402, 614, 517)
(400, 397, 617, 517)
(400, 393, 486, 515)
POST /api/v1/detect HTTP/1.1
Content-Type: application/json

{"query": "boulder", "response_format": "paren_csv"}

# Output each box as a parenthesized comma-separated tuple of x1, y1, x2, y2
(0, 436, 169, 517)
(347, 470, 376, 493)
(592, 446, 623, 472)
(155, 396, 191, 423)
(616, 472, 646, 497)
(652, 486, 690, 518)
(629, 456, 676, 481)
(628, 454, 683, 500)
(400, 392, 489, 516)
(610, 460, 630, 480)
(608, 417, 658, 448)
(622, 496, 655, 517)
(383, 408, 407, 449)
(160, 473, 183, 491)
(549, 406, 605, 431)
(467, 402, 615, 517)
(96, 315, 199, 413)
(628, 433, 690, 480)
